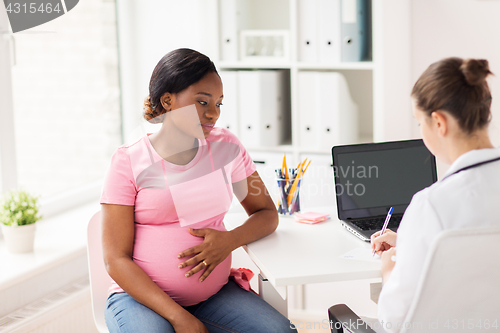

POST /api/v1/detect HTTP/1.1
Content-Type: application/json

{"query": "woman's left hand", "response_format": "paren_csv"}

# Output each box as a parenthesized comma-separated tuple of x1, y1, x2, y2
(177, 228, 236, 282)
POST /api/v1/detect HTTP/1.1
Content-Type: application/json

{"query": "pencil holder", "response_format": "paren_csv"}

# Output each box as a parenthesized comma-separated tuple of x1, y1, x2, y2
(275, 176, 302, 215)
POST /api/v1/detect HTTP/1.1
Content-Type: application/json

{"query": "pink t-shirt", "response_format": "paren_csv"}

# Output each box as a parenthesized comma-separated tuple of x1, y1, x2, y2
(100, 128, 256, 306)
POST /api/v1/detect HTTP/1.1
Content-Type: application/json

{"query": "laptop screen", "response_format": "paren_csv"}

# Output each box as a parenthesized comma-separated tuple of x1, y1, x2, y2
(332, 139, 437, 220)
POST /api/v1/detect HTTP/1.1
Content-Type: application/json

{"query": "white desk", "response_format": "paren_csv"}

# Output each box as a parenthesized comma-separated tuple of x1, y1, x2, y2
(224, 207, 382, 316)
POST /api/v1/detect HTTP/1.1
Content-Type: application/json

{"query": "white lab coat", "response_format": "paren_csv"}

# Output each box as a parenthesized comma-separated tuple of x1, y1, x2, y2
(377, 147, 500, 332)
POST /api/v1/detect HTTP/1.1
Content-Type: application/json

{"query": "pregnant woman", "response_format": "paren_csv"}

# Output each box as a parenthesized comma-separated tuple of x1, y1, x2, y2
(100, 48, 296, 333)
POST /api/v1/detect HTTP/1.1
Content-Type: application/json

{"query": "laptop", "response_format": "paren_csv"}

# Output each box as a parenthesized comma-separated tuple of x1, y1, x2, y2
(331, 139, 437, 242)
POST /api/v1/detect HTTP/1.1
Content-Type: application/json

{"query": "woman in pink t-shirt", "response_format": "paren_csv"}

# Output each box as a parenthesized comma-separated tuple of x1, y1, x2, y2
(101, 48, 296, 333)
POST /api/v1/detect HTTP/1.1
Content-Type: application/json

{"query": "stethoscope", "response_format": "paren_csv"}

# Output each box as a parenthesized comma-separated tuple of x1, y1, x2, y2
(441, 156, 500, 181)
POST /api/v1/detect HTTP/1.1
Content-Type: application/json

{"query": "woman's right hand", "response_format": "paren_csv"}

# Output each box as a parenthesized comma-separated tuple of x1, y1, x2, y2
(171, 312, 209, 333)
(371, 229, 397, 255)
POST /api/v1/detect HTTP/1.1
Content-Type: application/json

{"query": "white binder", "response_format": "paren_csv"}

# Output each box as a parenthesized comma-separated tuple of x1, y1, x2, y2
(238, 70, 288, 147)
(317, 72, 358, 150)
(318, 0, 341, 64)
(297, 0, 319, 62)
(217, 71, 239, 136)
(298, 71, 358, 151)
(219, 0, 248, 61)
(298, 71, 320, 149)
(340, 0, 371, 62)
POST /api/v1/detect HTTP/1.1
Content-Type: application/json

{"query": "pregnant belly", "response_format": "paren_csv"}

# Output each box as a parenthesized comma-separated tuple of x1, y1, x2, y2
(132, 223, 231, 306)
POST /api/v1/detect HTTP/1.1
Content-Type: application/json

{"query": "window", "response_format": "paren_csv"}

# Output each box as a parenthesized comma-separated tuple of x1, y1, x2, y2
(6, 0, 121, 198)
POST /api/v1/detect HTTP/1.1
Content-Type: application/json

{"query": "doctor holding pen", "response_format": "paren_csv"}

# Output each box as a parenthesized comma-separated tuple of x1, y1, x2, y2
(100, 48, 296, 333)
(370, 57, 500, 332)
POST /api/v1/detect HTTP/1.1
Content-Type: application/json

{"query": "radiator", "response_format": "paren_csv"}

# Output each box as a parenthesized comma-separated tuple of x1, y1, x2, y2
(0, 277, 98, 333)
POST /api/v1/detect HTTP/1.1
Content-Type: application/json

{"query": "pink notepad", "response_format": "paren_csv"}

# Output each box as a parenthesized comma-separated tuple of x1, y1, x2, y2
(294, 212, 331, 224)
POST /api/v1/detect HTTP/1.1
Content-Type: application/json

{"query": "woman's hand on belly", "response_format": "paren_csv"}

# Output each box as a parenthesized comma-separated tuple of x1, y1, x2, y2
(177, 228, 237, 282)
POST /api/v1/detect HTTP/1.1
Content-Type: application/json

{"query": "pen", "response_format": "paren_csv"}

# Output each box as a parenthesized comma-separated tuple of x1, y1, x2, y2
(372, 207, 393, 256)
(275, 169, 289, 213)
(282, 154, 289, 185)
(287, 159, 307, 206)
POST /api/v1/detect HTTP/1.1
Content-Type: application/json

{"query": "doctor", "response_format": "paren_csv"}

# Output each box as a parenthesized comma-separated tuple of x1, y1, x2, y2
(371, 57, 500, 332)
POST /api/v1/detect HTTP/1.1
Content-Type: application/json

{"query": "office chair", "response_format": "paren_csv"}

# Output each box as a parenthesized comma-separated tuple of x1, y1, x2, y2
(87, 211, 111, 333)
(328, 226, 500, 333)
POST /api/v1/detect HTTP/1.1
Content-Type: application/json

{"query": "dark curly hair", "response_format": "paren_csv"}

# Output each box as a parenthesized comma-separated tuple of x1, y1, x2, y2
(143, 48, 218, 123)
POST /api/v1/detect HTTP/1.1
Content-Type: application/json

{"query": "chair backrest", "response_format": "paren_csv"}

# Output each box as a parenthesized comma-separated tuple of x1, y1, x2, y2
(401, 226, 500, 333)
(87, 211, 111, 333)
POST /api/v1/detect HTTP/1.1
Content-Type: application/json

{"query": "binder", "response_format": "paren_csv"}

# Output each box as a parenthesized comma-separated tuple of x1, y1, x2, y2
(217, 71, 239, 136)
(238, 70, 289, 147)
(219, 0, 249, 61)
(340, 0, 372, 62)
(318, 0, 341, 64)
(298, 71, 358, 150)
(298, 71, 320, 148)
(317, 72, 358, 150)
(297, 0, 319, 62)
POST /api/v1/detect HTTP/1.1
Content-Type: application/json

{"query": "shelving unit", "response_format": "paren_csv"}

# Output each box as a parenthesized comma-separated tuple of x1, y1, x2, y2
(216, 0, 364, 160)
(216, 0, 412, 150)
(215, 0, 412, 208)
(218, 62, 374, 71)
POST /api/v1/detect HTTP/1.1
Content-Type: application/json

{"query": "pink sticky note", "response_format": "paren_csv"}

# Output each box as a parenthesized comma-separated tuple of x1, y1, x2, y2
(294, 212, 330, 221)
(295, 218, 328, 225)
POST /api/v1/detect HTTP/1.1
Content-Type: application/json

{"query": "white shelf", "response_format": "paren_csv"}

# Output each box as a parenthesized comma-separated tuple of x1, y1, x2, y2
(296, 148, 333, 155)
(295, 62, 374, 71)
(217, 61, 293, 70)
(244, 144, 294, 153)
(0, 201, 99, 291)
(243, 134, 375, 155)
(217, 61, 374, 71)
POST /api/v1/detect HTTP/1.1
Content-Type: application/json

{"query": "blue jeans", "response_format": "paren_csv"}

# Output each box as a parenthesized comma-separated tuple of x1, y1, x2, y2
(105, 279, 297, 333)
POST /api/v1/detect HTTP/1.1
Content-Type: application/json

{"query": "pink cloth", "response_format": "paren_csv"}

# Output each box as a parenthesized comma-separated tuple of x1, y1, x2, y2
(100, 128, 256, 306)
(229, 268, 255, 291)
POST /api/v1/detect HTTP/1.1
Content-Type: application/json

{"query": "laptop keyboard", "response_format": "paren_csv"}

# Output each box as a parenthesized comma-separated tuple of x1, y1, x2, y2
(353, 215, 402, 231)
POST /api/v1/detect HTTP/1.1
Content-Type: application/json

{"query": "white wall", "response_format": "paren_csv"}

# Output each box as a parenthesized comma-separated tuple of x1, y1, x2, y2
(117, 0, 219, 143)
(372, 0, 413, 142)
(410, 0, 500, 146)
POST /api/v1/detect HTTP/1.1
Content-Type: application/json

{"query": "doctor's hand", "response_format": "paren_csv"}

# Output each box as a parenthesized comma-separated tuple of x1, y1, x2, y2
(177, 228, 236, 282)
(371, 229, 397, 256)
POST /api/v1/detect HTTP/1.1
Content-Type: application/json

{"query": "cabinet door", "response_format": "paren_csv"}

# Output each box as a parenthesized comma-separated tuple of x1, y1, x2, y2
(299, 153, 337, 209)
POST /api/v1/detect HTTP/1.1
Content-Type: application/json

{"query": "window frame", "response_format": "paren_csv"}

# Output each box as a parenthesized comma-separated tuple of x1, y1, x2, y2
(0, 9, 19, 194)
(0, 5, 114, 218)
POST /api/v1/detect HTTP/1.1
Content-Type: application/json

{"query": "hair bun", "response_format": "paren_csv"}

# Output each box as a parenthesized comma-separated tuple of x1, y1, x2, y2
(143, 95, 163, 124)
(460, 59, 492, 86)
